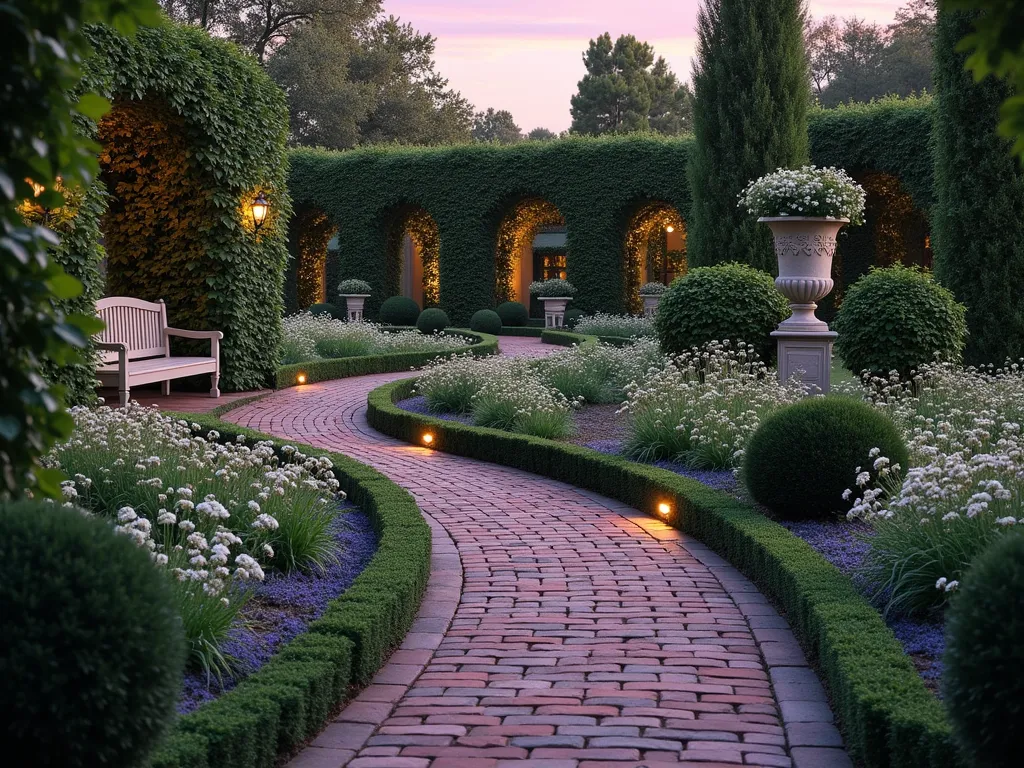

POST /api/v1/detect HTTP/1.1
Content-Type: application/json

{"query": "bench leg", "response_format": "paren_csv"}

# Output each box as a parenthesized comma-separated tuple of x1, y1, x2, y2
(161, 380, 171, 396)
(119, 388, 130, 408)
(210, 372, 220, 399)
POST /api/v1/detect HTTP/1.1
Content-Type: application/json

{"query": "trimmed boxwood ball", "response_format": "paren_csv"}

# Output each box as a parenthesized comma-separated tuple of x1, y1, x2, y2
(470, 309, 502, 335)
(496, 301, 529, 327)
(0, 500, 185, 767)
(308, 302, 342, 319)
(563, 308, 585, 329)
(655, 263, 790, 362)
(834, 264, 967, 376)
(416, 307, 450, 335)
(379, 296, 421, 326)
(743, 396, 908, 520)
(943, 533, 1024, 767)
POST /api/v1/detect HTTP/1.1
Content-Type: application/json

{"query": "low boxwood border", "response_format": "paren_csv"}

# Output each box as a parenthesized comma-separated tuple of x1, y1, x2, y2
(149, 413, 431, 768)
(275, 329, 497, 388)
(540, 329, 596, 347)
(366, 378, 959, 768)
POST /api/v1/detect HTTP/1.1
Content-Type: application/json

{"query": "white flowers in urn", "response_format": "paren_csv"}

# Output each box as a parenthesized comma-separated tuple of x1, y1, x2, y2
(338, 278, 373, 322)
(738, 165, 866, 223)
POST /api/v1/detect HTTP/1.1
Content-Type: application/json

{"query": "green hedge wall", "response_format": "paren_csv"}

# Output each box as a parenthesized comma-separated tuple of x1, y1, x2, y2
(367, 377, 961, 768)
(275, 330, 497, 388)
(148, 413, 431, 768)
(81, 21, 292, 391)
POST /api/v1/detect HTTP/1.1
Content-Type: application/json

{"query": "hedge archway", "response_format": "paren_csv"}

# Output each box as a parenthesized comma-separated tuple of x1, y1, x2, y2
(83, 22, 291, 390)
(385, 207, 440, 308)
(494, 197, 564, 305)
(624, 202, 686, 313)
(289, 207, 337, 310)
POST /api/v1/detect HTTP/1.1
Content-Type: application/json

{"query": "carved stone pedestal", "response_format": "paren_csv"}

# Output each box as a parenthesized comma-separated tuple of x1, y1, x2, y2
(773, 330, 837, 394)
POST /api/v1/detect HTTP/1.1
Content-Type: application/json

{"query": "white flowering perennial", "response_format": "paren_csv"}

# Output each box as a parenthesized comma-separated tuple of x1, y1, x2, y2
(843, 361, 1024, 615)
(280, 312, 465, 365)
(574, 312, 656, 339)
(43, 403, 347, 671)
(738, 165, 866, 224)
(619, 340, 805, 469)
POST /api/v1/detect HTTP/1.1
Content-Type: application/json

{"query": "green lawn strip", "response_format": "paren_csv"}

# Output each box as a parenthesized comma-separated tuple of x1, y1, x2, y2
(366, 377, 960, 768)
(275, 329, 497, 388)
(148, 413, 430, 768)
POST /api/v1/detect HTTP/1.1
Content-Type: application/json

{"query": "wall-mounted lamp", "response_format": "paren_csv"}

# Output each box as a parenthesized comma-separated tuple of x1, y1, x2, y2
(665, 225, 675, 233)
(251, 191, 270, 231)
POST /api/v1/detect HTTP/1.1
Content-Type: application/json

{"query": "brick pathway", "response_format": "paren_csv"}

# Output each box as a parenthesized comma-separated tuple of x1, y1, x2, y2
(224, 338, 849, 768)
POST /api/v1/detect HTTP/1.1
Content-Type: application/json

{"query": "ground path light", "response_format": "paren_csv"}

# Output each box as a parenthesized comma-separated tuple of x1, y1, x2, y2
(657, 502, 672, 518)
(422, 433, 434, 446)
(296, 373, 307, 385)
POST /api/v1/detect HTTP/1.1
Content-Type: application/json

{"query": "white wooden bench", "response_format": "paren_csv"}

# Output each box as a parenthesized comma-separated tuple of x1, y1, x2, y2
(96, 297, 222, 407)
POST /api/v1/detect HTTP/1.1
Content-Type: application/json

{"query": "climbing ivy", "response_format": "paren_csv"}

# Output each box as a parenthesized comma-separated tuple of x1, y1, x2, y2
(82, 21, 292, 391)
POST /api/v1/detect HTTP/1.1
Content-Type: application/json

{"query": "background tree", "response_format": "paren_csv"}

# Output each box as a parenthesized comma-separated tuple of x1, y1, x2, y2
(688, 0, 810, 272)
(472, 108, 523, 144)
(932, 6, 1024, 364)
(527, 127, 557, 141)
(570, 33, 693, 136)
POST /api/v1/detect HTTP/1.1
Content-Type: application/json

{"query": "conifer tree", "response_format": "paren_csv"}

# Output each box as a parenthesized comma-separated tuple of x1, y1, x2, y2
(688, 0, 810, 272)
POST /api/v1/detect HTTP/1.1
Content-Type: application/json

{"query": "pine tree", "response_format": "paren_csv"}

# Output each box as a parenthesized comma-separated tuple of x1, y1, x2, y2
(932, 7, 1024, 365)
(688, 0, 810, 272)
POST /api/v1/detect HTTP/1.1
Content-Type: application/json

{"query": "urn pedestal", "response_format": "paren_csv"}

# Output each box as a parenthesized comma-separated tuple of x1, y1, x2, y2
(341, 294, 370, 322)
(642, 295, 661, 318)
(539, 297, 572, 328)
(759, 216, 848, 393)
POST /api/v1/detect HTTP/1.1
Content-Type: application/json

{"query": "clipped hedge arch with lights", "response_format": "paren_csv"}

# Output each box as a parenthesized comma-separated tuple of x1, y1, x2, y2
(80, 21, 292, 391)
(288, 98, 935, 326)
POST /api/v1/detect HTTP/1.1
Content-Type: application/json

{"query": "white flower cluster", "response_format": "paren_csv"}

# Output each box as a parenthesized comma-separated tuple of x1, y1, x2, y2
(529, 278, 577, 297)
(337, 278, 372, 295)
(280, 313, 464, 365)
(575, 312, 656, 339)
(638, 282, 668, 296)
(738, 165, 866, 225)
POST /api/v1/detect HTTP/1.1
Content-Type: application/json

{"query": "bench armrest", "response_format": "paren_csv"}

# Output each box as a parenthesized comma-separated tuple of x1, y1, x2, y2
(96, 341, 128, 353)
(165, 328, 224, 340)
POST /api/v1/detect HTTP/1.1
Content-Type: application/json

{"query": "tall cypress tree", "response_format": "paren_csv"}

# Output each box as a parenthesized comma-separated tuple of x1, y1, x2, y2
(932, 7, 1024, 365)
(688, 0, 810, 272)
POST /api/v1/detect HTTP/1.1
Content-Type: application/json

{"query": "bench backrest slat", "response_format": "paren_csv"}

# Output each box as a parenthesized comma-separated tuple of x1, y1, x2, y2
(96, 297, 168, 362)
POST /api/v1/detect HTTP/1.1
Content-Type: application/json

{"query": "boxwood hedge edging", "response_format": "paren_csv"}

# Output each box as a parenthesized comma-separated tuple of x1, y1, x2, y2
(366, 377, 960, 768)
(148, 414, 431, 768)
(275, 329, 497, 388)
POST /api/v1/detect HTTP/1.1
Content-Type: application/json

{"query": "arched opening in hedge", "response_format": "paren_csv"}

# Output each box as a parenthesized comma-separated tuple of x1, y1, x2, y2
(288, 207, 337, 310)
(382, 206, 440, 309)
(494, 197, 565, 307)
(624, 201, 687, 313)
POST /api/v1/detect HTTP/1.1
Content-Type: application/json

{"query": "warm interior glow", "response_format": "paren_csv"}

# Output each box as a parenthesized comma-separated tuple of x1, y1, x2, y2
(422, 433, 434, 445)
(665, 225, 674, 233)
(296, 373, 307, 384)
(657, 502, 671, 517)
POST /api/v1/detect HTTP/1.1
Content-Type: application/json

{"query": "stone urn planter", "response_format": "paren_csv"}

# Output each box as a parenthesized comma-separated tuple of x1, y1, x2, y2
(642, 295, 661, 318)
(340, 294, 371, 322)
(759, 216, 848, 392)
(539, 297, 572, 328)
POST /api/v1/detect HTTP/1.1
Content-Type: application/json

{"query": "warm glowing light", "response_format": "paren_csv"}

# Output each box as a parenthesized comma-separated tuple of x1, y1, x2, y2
(251, 191, 270, 230)
(657, 502, 671, 517)
(665, 225, 674, 233)
(296, 373, 307, 384)
(422, 433, 434, 445)
(27, 178, 45, 198)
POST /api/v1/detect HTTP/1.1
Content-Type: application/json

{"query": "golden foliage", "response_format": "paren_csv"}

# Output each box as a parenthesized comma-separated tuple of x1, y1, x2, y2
(404, 209, 440, 307)
(495, 198, 563, 304)
(625, 202, 686, 313)
(294, 208, 336, 308)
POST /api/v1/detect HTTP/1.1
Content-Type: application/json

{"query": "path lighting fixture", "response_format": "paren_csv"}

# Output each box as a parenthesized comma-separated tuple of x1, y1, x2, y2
(296, 373, 307, 385)
(251, 191, 270, 231)
(422, 433, 434, 446)
(657, 502, 672, 518)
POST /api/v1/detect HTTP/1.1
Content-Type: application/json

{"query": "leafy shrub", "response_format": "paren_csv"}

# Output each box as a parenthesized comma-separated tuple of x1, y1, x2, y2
(655, 263, 790, 362)
(337, 279, 372, 295)
(470, 309, 502, 334)
(743, 396, 908, 519)
(416, 308, 450, 335)
(529, 278, 577, 297)
(308, 303, 342, 319)
(496, 301, 529, 326)
(379, 296, 421, 326)
(0, 500, 185, 767)
(563, 308, 585, 329)
(834, 265, 968, 376)
(638, 282, 668, 295)
(576, 312, 655, 338)
(943, 532, 1024, 768)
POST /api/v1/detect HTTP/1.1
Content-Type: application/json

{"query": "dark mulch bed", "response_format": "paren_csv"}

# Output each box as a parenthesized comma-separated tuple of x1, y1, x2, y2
(179, 503, 378, 713)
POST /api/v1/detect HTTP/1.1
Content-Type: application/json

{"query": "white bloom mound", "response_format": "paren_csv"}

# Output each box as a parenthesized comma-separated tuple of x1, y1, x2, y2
(738, 165, 866, 224)
(281, 313, 465, 365)
(575, 312, 655, 339)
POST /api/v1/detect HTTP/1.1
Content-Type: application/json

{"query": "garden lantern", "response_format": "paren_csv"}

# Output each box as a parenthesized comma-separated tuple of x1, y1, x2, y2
(251, 191, 270, 231)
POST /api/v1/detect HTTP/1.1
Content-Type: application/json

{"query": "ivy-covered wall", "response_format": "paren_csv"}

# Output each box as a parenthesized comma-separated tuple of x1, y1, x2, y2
(288, 98, 935, 326)
(81, 21, 292, 391)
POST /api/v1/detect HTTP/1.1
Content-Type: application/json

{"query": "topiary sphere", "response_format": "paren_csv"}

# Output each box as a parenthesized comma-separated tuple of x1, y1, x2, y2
(563, 308, 585, 329)
(655, 263, 790, 362)
(308, 303, 342, 320)
(496, 301, 529, 327)
(834, 264, 967, 376)
(379, 296, 421, 326)
(416, 307, 450, 335)
(0, 501, 185, 767)
(470, 309, 502, 335)
(943, 533, 1024, 767)
(743, 396, 908, 520)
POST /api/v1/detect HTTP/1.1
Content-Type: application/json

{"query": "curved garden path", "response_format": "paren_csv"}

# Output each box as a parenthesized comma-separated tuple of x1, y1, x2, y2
(224, 335, 850, 768)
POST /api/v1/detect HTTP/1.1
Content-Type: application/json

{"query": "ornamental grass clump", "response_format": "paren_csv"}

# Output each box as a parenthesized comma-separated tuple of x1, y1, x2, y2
(738, 165, 866, 223)
(280, 312, 464, 364)
(416, 354, 511, 413)
(575, 312, 655, 339)
(44, 404, 344, 674)
(536, 338, 663, 404)
(620, 340, 803, 469)
(471, 374, 577, 439)
(0, 501, 185, 768)
(845, 361, 1024, 616)
(529, 278, 577, 297)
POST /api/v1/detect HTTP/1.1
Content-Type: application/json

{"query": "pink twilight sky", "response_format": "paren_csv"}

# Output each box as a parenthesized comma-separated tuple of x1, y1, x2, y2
(386, 1, 909, 132)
